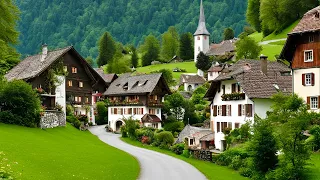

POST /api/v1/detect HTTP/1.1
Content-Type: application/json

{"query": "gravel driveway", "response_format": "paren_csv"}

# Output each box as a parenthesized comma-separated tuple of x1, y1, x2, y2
(89, 125, 207, 180)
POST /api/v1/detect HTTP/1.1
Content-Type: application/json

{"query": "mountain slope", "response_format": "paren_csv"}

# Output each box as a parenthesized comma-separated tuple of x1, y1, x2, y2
(16, 0, 247, 58)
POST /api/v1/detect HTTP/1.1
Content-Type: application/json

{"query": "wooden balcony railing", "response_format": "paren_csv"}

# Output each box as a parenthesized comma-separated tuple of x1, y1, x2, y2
(221, 93, 245, 101)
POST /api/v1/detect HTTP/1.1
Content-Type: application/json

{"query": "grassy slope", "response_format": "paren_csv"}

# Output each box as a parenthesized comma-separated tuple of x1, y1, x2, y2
(261, 44, 283, 61)
(121, 137, 247, 180)
(136, 61, 197, 80)
(307, 153, 320, 180)
(0, 124, 139, 180)
(263, 20, 300, 41)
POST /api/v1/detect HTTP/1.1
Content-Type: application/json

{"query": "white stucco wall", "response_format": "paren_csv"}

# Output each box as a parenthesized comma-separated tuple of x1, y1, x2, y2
(184, 83, 203, 91)
(55, 76, 66, 119)
(108, 106, 162, 131)
(208, 72, 220, 81)
(252, 98, 273, 119)
(194, 35, 210, 62)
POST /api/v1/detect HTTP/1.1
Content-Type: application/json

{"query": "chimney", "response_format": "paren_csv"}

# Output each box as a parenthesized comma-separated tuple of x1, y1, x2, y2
(41, 44, 48, 62)
(260, 54, 268, 75)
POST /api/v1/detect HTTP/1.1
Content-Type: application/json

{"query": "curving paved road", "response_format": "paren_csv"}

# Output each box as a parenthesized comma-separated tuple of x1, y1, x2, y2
(89, 125, 207, 180)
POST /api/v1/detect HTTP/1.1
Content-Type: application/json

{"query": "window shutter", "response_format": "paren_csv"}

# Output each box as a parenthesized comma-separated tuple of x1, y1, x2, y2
(222, 105, 226, 116)
(238, 104, 242, 116)
(318, 96, 320, 108)
(213, 105, 217, 116)
(307, 97, 310, 109)
(217, 122, 220, 133)
(237, 84, 241, 92)
(232, 84, 236, 93)
(302, 74, 305, 86)
(312, 73, 315, 86)
(246, 104, 253, 117)
(229, 105, 232, 116)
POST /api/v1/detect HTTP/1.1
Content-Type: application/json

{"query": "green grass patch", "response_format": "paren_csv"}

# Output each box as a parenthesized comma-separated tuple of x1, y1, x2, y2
(0, 124, 139, 180)
(307, 152, 320, 180)
(261, 44, 283, 61)
(268, 40, 286, 46)
(121, 137, 246, 180)
(249, 32, 264, 42)
(263, 20, 299, 41)
(136, 61, 197, 80)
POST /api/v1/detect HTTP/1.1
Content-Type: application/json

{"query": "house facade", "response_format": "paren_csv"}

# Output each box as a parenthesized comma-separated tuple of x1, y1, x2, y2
(5, 45, 108, 126)
(104, 73, 171, 132)
(204, 57, 292, 151)
(180, 74, 206, 91)
(207, 63, 223, 81)
(280, 6, 320, 111)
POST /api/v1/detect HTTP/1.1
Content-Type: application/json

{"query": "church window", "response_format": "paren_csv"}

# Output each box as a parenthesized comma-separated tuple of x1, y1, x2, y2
(197, 36, 200, 40)
(204, 36, 207, 40)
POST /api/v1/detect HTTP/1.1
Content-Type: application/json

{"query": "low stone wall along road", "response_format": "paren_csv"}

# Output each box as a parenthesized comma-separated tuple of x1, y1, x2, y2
(89, 126, 207, 180)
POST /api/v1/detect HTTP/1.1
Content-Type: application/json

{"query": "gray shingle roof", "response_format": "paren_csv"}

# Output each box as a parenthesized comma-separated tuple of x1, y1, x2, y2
(94, 68, 117, 83)
(176, 124, 211, 144)
(194, 0, 210, 36)
(104, 73, 170, 96)
(290, 6, 320, 34)
(180, 74, 206, 85)
(5, 46, 72, 81)
(206, 39, 236, 56)
(205, 59, 292, 99)
(141, 114, 161, 123)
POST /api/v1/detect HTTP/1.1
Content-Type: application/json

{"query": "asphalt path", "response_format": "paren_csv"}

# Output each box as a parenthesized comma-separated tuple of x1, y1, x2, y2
(89, 125, 207, 180)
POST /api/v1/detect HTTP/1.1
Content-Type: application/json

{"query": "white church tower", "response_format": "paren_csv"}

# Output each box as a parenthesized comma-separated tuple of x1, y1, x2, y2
(194, 0, 210, 77)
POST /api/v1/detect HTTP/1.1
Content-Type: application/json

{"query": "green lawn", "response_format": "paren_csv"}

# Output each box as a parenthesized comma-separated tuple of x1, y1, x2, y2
(263, 20, 299, 41)
(136, 61, 197, 80)
(121, 137, 247, 180)
(261, 44, 283, 61)
(249, 32, 264, 42)
(307, 153, 320, 180)
(0, 124, 139, 180)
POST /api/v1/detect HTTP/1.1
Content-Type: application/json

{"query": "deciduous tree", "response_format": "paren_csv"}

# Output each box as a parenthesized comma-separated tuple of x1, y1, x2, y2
(246, 0, 261, 32)
(161, 26, 179, 61)
(141, 34, 160, 66)
(196, 52, 211, 71)
(130, 46, 138, 68)
(235, 36, 262, 60)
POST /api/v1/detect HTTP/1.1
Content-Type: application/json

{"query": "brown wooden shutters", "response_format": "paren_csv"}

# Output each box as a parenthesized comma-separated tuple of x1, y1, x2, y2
(238, 104, 242, 116)
(307, 96, 311, 109)
(232, 84, 236, 93)
(246, 104, 253, 117)
(302, 74, 305, 86)
(228, 105, 232, 116)
(318, 96, 320, 108)
(217, 122, 220, 132)
(312, 73, 315, 86)
(237, 84, 241, 92)
(213, 105, 217, 116)
(222, 105, 227, 116)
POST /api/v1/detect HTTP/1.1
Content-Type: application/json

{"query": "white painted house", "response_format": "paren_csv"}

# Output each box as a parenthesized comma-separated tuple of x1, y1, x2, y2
(204, 56, 292, 151)
(180, 74, 206, 91)
(104, 73, 171, 132)
(280, 6, 320, 112)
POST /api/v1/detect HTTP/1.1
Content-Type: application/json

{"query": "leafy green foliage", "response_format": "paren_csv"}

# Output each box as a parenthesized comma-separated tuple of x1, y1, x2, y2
(130, 46, 138, 68)
(196, 52, 210, 71)
(309, 125, 320, 151)
(223, 27, 235, 40)
(179, 32, 193, 60)
(154, 131, 174, 149)
(97, 32, 116, 67)
(0, 80, 41, 127)
(151, 69, 174, 86)
(121, 117, 140, 139)
(164, 92, 185, 120)
(171, 143, 185, 155)
(161, 26, 179, 61)
(163, 121, 184, 134)
(85, 56, 95, 67)
(141, 34, 160, 66)
(246, 0, 261, 32)
(235, 36, 262, 60)
(95, 101, 108, 125)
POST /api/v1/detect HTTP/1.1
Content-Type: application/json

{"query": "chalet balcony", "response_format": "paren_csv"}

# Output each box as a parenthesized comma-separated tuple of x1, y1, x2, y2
(221, 93, 245, 101)
(148, 100, 163, 107)
(109, 99, 144, 106)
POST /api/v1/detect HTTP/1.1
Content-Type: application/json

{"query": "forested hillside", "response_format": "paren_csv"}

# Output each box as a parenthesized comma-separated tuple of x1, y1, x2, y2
(16, 0, 247, 58)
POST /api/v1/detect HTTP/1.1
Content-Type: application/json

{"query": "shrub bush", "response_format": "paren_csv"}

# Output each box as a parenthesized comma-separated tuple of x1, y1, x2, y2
(0, 80, 41, 127)
(0, 111, 22, 125)
(154, 131, 174, 149)
(171, 143, 185, 155)
(309, 125, 320, 151)
(182, 149, 190, 158)
(163, 121, 184, 134)
(77, 115, 88, 123)
(66, 115, 77, 123)
(96, 101, 108, 125)
(121, 119, 139, 139)
(214, 147, 249, 166)
(120, 125, 127, 137)
(135, 128, 155, 143)
(66, 105, 74, 116)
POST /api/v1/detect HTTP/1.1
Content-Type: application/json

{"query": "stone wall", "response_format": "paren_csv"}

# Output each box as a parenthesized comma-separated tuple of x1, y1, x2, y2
(40, 110, 66, 129)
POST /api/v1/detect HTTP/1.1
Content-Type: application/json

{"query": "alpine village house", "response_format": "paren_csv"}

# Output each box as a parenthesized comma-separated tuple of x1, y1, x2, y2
(280, 6, 320, 111)
(5, 45, 109, 127)
(204, 57, 292, 151)
(104, 73, 171, 132)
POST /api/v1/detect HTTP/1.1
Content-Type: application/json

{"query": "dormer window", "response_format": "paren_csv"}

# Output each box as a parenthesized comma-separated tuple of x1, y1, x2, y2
(315, 12, 320, 18)
(72, 67, 77, 73)
(123, 82, 128, 91)
(309, 35, 314, 42)
(304, 50, 313, 62)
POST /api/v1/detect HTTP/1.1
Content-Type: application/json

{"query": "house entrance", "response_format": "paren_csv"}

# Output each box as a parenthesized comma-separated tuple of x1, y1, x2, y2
(115, 121, 123, 132)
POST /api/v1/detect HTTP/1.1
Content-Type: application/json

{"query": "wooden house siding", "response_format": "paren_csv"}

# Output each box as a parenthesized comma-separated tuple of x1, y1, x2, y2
(292, 42, 320, 69)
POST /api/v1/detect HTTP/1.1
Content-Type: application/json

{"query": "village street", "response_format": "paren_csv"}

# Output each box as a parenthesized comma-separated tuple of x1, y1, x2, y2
(89, 125, 207, 180)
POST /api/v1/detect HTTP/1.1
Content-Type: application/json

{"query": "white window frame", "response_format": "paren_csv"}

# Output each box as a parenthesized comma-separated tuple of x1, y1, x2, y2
(311, 97, 318, 109)
(304, 50, 314, 62)
(305, 73, 312, 86)
(241, 104, 246, 116)
(217, 105, 222, 116)
(226, 105, 230, 116)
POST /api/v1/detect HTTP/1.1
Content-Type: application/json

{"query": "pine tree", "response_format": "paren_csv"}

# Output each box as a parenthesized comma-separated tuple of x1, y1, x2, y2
(196, 52, 211, 71)
(223, 28, 235, 40)
(130, 46, 138, 68)
(179, 33, 193, 61)
(97, 32, 116, 67)
(141, 34, 160, 66)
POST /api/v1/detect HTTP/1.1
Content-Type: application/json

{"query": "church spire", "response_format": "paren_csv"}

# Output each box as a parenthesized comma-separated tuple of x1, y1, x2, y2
(194, 0, 210, 36)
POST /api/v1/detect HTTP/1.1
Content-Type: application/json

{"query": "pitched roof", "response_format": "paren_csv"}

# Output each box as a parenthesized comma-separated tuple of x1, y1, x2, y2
(180, 74, 206, 85)
(5, 46, 72, 81)
(205, 59, 292, 99)
(141, 114, 161, 123)
(199, 132, 215, 141)
(206, 39, 236, 56)
(175, 124, 211, 143)
(194, 0, 210, 36)
(94, 68, 117, 84)
(208, 64, 223, 72)
(290, 6, 320, 34)
(104, 73, 171, 96)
